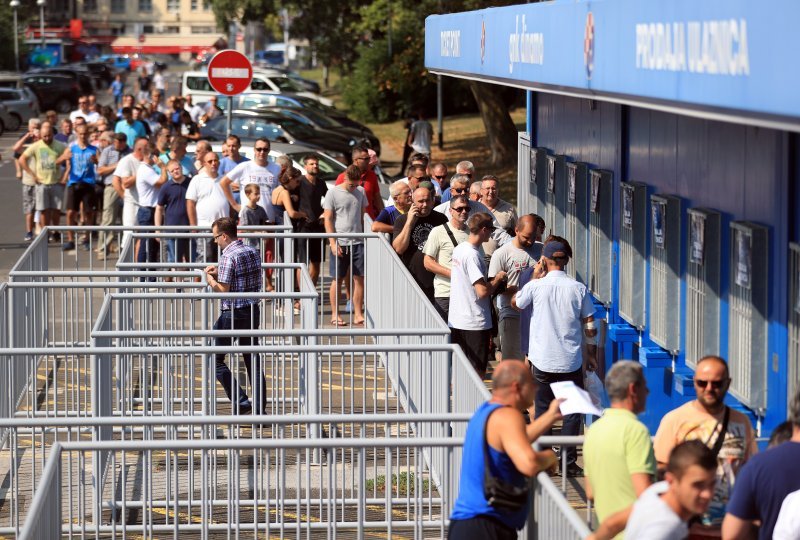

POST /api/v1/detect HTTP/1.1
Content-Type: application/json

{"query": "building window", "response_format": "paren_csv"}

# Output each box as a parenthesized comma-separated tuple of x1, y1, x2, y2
(138, 0, 151, 12)
(190, 0, 198, 10)
(111, 0, 125, 13)
(83, 0, 97, 13)
(191, 26, 214, 34)
(202, 0, 210, 10)
(142, 24, 154, 33)
(161, 25, 179, 34)
(167, 0, 179, 12)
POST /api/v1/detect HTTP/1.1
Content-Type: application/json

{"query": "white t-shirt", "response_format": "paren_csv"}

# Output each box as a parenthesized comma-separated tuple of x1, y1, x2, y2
(434, 198, 512, 249)
(186, 171, 229, 226)
(153, 71, 165, 90)
(488, 241, 541, 320)
(135, 163, 162, 208)
(448, 242, 491, 331)
(774, 489, 800, 540)
(113, 154, 143, 204)
(624, 482, 688, 540)
(225, 160, 282, 222)
(409, 120, 433, 154)
(69, 110, 101, 124)
(514, 270, 595, 373)
(422, 222, 469, 298)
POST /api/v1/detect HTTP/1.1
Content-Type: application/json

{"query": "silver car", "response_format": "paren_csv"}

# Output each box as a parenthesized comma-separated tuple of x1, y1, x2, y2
(0, 87, 40, 132)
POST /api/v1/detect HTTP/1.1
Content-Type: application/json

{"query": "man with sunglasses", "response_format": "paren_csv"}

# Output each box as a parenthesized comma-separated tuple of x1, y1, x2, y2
(220, 137, 281, 222)
(423, 194, 471, 320)
(442, 161, 474, 203)
(653, 355, 757, 530)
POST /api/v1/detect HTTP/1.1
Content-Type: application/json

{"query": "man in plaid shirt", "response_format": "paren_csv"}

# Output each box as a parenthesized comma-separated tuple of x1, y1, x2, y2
(204, 217, 266, 414)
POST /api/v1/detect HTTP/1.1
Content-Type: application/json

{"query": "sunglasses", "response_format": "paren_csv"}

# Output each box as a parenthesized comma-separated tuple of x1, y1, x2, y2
(254, 147, 269, 152)
(695, 379, 727, 390)
(205, 159, 220, 164)
(434, 175, 446, 180)
(452, 188, 467, 194)
(451, 206, 469, 213)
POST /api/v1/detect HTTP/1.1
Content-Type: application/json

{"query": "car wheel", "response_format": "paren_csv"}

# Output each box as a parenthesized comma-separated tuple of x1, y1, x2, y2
(56, 98, 72, 114)
(6, 113, 21, 132)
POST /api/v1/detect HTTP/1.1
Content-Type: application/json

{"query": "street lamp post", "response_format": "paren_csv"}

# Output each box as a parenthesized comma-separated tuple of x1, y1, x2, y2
(37, 0, 46, 51)
(10, 0, 20, 72)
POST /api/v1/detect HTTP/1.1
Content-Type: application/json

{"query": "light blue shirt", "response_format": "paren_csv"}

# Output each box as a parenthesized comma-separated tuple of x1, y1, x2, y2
(514, 270, 595, 373)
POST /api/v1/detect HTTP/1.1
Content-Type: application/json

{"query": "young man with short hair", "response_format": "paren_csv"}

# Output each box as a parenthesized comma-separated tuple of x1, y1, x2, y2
(624, 440, 717, 539)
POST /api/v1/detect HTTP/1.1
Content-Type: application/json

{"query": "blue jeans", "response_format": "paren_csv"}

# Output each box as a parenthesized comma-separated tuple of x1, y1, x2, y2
(166, 237, 196, 263)
(213, 304, 266, 412)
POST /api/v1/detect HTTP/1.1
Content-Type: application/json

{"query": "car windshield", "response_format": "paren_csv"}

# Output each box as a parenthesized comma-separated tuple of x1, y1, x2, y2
(267, 116, 315, 139)
(300, 109, 341, 129)
(270, 76, 304, 93)
(286, 152, 346, 179)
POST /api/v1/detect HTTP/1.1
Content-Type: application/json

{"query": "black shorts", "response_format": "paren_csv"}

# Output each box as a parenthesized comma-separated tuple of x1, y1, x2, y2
(448, 516, 517, 540)
(65, 183, 97, 212)
(451, 328, 492, 375)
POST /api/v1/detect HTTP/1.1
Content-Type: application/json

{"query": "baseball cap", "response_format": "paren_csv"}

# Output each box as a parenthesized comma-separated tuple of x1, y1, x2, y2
(543, 240, 570, 259)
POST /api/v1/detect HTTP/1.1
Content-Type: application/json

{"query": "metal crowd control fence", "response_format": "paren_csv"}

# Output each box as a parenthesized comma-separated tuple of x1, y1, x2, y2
(0, 414, 468, 538)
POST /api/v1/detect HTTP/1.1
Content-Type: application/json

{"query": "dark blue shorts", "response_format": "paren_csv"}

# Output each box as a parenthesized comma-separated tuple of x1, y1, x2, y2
(329, 243, 364, 279)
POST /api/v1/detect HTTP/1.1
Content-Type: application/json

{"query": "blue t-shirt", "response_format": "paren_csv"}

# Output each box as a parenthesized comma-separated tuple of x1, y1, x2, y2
(219, 155, 250, 177)
(375, 205, 402, 226)
(450, 401, 531, 530)
(156, 178, 191, 226)
(442, 189, 453, 203)
(726, 441, 800, 540)
(67, 143, 98, 185)
(159, 154, 196, 178)
(111, 79, 124, 97)
(114, 119, 147, 147)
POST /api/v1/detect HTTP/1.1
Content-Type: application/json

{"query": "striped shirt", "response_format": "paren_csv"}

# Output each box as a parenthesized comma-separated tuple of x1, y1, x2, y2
(216, 239, 262, 310)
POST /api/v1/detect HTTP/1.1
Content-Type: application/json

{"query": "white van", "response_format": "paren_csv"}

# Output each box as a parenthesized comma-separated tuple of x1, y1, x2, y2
(181, 70, 332, 107)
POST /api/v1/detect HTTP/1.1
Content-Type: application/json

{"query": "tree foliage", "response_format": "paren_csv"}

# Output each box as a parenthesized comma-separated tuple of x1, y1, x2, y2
(0, 2, 35, 71)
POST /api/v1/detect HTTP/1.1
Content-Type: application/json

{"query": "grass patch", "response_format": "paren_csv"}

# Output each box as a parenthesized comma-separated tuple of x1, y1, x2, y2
(365, 472, 430, 495)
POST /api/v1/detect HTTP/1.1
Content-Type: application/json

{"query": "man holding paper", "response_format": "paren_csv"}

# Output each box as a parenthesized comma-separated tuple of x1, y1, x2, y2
(512, 235, 598, 477)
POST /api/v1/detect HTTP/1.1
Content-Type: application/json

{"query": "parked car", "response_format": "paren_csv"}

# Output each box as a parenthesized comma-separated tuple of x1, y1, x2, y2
(29, 67, 94, 94)
(182, 70, 333, 107)
(250, 64, 321, 94)
(0, 72, 23, 89)
(96, 54, 132, 72)
(199, 110, 352, 164)
(73, 61, 117, 88)
(22, 73, 81, 113)
(217, 93, 378, 151)
(0, 87, 40, 131)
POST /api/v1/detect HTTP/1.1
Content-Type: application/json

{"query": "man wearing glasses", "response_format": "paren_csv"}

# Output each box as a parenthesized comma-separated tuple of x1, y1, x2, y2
(653, 355, 757, 531)
(423, 194, 470, 320)
(220, 137, 281, 222)
(69, 95, 101, 126)
(187, 152, 230, 263)
(442, 160, 474, 203)
(335, 145, 384, 220)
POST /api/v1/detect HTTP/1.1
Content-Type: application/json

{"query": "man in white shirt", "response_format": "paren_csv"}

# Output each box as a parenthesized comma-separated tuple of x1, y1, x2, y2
(69, 96, 101, 125)
(448, 212, 507, 378)
(135, 143, 168, 264)
(112, 137, 148, 228)
(407, 111, 433, 157)
(624, 440, 717, 540)
(186, 152, 229, 263)
(512, 236, 598, 475)
(488, 215, 541, 361)
(220, 137, 282, 223)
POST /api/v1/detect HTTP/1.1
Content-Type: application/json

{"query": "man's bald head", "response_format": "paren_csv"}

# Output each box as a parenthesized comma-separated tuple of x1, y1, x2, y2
(696, 355, 729, 379)
(516, 214, 536, 233)
(492, 360, 532, 393)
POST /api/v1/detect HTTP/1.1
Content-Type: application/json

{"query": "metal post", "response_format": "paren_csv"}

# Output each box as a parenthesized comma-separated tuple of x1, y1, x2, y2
(10, 1, 20, 72)
(37, 0, 46, 51)
(437, 74, 443, 149)
(226, 100, 232, 138)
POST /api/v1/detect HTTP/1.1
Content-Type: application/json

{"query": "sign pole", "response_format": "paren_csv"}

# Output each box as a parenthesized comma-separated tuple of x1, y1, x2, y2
(226, 100, 232, 138)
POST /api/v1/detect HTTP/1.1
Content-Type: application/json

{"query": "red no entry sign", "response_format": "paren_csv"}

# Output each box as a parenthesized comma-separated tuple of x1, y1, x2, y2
(207, 50, 253, 96)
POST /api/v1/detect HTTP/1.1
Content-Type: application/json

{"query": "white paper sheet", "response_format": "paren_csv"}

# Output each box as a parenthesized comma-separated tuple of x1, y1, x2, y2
(550, 380, 604, 417)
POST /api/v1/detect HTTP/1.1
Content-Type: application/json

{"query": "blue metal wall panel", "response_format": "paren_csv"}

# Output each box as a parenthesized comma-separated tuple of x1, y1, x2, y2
(529, 93, 790, 434)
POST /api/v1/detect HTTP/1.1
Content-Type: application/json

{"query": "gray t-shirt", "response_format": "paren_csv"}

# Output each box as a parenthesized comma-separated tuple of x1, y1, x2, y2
(625, 482, 688, 540)
(488, 241, 541, 320)
(322, 185, 368, 246)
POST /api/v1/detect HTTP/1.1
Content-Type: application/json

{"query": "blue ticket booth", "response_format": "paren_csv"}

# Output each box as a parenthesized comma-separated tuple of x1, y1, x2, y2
(426, 0, 800, 436)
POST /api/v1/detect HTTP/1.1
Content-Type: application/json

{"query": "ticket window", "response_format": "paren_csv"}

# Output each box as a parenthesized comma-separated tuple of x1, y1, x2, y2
(727, 221, 769, 411)
(648, 194, 683, 354)
(588, 169, 613, 306)
(565, 162, 589, 284)
(619, 182, 649, 329)
(685, 208, 722, 369)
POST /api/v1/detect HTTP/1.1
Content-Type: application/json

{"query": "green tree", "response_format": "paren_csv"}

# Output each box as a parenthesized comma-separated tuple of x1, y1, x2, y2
(210, 0, 276, 34)
(0, 2, 34, 71)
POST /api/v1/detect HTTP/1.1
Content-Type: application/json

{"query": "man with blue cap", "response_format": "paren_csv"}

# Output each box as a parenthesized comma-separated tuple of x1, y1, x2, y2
(512, 235, 598, 477)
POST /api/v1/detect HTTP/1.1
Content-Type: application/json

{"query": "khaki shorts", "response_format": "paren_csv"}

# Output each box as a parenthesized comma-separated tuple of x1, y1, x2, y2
(22, 184, 36, 214)
(35, 183, 64, 211)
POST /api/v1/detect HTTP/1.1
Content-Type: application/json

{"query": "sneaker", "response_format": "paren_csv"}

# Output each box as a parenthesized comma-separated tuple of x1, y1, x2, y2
(236, 400, 253, 415)
(80, 241, 91, 251)
(562, 462, 584, 477)
(24, 232, 33, 242)
(62, 241, 75, 251)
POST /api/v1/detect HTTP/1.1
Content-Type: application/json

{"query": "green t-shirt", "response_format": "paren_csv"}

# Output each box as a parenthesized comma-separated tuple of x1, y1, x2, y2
(22, 139, 66, 186)
(584, 408, 656, 538)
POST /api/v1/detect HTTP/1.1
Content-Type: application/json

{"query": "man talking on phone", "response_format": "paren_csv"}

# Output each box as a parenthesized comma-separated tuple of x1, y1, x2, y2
(511, 235, 598, 477)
